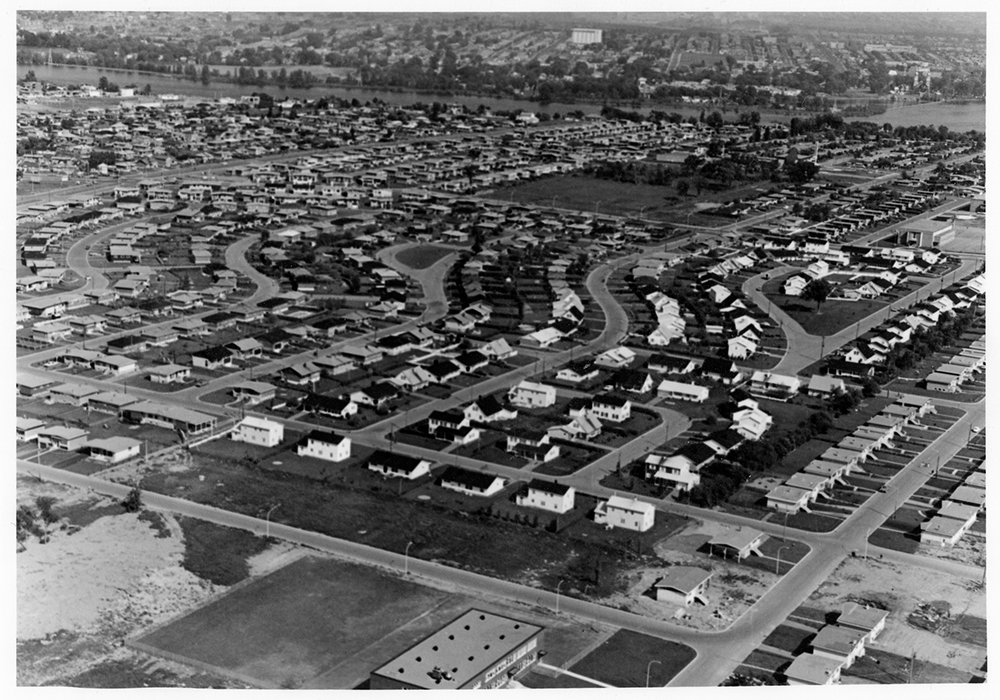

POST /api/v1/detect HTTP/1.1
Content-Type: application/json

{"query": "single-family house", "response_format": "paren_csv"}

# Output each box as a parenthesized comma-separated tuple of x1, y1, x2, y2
(231, 416, 284, 447)
(653, 567, 712, 607)
(594, 495, 655, 532)
(296, 430, 352, 462)
(515, 479, 576, 514)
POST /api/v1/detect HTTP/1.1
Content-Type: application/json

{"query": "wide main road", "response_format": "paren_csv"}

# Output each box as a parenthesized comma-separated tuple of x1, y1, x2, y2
(17, 391, 983, 688)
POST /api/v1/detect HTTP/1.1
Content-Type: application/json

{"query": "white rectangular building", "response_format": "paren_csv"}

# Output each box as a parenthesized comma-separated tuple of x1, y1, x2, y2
(232, 416, 284, 448)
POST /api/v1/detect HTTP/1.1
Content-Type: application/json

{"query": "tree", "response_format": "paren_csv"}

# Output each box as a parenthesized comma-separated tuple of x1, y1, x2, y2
(122, 485, 143, 513)
(802, 278, 833, 310)
(860, 376, 881, 398)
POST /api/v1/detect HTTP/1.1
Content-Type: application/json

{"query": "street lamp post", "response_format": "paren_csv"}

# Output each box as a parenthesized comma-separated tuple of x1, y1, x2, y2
(864, 527, 874, 560)
(265, 503, 281, 539)
(404, 540, 414, 575)
(555, 579, 564, 613)
(776, 544, 791, 575)
(646, 660, 661, 687)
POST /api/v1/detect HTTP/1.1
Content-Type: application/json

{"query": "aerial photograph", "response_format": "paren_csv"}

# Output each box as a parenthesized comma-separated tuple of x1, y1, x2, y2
(14, 7, 987, 691)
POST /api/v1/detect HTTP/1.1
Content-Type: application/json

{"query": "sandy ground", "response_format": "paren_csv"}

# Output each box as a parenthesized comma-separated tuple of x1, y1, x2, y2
(807, 556, 987, 673)
(915, 529, 986, 568)
(600, 520, 780, 632)
(16, 475, 236, 686)
(17, 501, 216, 641)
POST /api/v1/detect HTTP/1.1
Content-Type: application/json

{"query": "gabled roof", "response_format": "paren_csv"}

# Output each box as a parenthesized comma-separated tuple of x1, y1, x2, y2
(440, 466, 501, 490)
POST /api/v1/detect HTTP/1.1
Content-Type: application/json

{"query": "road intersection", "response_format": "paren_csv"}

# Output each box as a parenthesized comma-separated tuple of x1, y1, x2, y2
(16, 216, 985, 687)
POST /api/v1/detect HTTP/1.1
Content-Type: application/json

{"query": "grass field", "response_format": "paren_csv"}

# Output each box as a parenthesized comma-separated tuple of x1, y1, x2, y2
(762, 624, 815, 655)
(394, 245, 454, 270)
(133, 556, 459, 689)
(569, 629, 696, 687)
(176, 517, 270, 586)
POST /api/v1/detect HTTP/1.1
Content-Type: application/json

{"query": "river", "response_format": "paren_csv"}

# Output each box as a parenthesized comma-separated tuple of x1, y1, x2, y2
(846, 100, 985, 132)
(24, 64, 987, 131)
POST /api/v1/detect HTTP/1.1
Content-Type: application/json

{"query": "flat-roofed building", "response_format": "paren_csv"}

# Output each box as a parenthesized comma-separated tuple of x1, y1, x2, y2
(16, 417, 46, 442)
(37, 426, 89, 451)
(370, 609, 544, 690)
(147, 363, 191, 384)
(706, 528, 766, 561)
(86, 436, 142, 463)
(120, 401, 217, 434)
(654, 566, 712, 607)
(784, 653, 843, 686)
(837, 604, 888, 644)
(811, 625, 867, 667)
(766, 485, 812, 513)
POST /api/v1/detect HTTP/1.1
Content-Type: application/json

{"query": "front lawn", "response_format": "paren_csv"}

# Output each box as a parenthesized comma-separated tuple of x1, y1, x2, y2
(569, 629, 696, 687)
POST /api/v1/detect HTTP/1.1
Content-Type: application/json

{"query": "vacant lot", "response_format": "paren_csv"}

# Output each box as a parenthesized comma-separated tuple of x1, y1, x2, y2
(569, 629, 696, 687)
(394, 245, 454, 270)
(806, 556, 987, 674)
(495, 175, 683, 221)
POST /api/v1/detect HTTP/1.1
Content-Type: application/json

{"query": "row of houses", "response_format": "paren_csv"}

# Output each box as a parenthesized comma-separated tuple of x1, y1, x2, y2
(767, 396, 936, 514)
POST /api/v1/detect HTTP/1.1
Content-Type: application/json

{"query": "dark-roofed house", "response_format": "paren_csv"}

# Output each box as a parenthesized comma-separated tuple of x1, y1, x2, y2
(297, 430, 351, 462)
(644, 442, 717, 492)
(426, 359, 464, 383)
(439, 466, 506, 497)
(590, 393, 631, 423)
(608, 368, 654, 395)
(351, 381, 400, 408)
(463, 395, 518, 423)
(515, 479, 576, 514)
(455, 350, 489, 373)
(700, 357, 743, 385)
(190, 345, 233, 370)
(367, 450, 433, 480)
(303, 394, 358, 419)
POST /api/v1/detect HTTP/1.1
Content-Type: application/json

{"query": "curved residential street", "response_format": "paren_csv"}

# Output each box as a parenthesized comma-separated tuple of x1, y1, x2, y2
(16, 219, 987, 688)
(742, 257, 979, 375)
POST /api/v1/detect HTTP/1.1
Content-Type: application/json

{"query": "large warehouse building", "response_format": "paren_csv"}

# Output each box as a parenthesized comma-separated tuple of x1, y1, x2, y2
(571, 28, 603, 45)
(370, 610, 544, 690)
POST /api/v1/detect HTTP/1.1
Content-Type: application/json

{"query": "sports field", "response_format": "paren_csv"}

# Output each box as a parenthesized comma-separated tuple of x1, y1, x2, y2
(132, 555, 463, 689)
(131, 554, 621, 689)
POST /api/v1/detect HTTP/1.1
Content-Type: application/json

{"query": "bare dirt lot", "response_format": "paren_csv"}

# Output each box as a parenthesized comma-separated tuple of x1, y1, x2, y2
(806, 556, 986, 674)
(600, 519, 806, 632)
(15, 474, 265, 688)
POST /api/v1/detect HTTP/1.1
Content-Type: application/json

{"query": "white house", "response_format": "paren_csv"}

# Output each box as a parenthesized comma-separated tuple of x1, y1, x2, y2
(515, 479, 576, 514)
(85, 436, 142, 464)
(439, 466, 506, 497)
(232, 416, 284, 448)
(508, 381, 557, 408)
(590, 394, 631, 423)
(656, 380, 709, 403)
(594, 495, 655, 532)
(297, 430, 351, 462)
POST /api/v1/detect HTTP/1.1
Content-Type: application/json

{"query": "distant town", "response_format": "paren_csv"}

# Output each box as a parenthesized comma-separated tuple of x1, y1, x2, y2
(16, 10, 986, 693)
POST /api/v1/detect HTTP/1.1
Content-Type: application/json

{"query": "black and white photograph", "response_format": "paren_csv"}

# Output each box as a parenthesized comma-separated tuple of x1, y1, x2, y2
(12, 3, 989, 693)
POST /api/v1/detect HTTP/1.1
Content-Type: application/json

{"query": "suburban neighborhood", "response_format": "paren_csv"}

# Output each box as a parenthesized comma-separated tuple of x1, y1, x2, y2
(15, 10, 987, 693)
